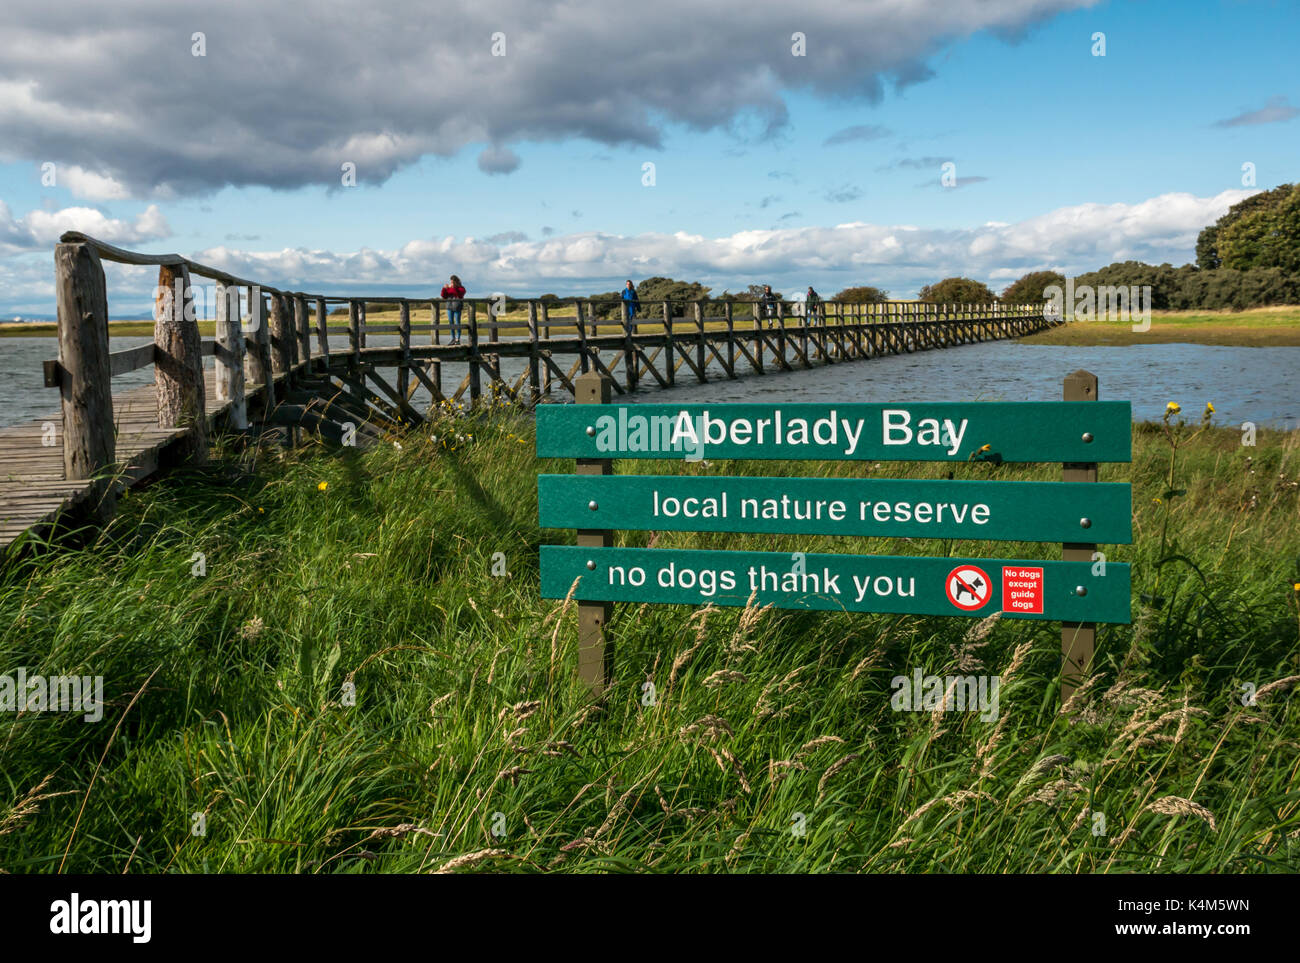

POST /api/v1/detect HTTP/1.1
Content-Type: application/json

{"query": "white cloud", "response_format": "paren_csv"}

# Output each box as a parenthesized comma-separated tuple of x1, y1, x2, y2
(0, 201, 171, 255)
(58, 165, 131, 201)
(0, 188, 1249, 310)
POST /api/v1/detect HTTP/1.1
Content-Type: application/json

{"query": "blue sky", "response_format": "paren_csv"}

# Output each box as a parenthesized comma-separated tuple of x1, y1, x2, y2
(0, 0, 1296, 314)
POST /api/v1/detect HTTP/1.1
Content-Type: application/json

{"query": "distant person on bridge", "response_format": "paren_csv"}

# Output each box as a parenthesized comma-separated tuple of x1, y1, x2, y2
(621, 280, 639, 321)
(442, 274, 466, 344)
(805, 286, 822, 324)
(759, 285, 779, 326)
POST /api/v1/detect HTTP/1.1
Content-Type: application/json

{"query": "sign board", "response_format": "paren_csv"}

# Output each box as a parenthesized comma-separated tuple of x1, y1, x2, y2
(536, 402, 1132, 463)
(539, 474, 1132, 544)
(538, 370, 1132, 699)
(540, 546, 1130, 624)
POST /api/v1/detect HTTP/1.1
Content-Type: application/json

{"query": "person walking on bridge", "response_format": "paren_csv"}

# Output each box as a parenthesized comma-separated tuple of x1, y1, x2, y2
(621, 280, 640, 321)
(759, 284, 779, 327)
(442, 274, 466, 344)
(805, 286, 822, 324)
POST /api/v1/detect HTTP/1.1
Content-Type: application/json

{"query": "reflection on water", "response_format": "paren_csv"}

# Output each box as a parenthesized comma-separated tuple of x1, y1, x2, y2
(631, 342, 1300, 429)
(2, 335, 1296, 430)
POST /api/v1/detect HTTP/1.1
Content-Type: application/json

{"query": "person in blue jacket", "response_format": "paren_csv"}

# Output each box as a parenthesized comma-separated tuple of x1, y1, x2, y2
(621, 280, 639, 320)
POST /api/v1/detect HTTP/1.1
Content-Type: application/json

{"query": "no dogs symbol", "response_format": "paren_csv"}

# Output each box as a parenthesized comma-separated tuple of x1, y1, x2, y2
(945, 565, 992, 612)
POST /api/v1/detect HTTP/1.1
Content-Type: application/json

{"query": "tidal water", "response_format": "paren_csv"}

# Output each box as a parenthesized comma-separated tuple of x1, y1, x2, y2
(2, 335, 1296, 430)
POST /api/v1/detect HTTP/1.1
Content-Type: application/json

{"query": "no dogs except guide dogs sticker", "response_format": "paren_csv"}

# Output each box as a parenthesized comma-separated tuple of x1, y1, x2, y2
(946, 565, 991, 611)
(1002, 566, 1045, 614)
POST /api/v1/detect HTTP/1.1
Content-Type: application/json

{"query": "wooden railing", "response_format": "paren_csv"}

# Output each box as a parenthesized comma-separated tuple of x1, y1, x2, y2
(46, 232, 1051, 506)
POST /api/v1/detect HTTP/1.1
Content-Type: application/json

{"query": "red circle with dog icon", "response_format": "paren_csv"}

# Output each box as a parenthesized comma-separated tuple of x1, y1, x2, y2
(945, 565, 992, 611)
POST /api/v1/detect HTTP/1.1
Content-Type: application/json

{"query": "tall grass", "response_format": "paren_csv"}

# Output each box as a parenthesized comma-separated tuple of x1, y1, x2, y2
(0, 405, 1297, 873)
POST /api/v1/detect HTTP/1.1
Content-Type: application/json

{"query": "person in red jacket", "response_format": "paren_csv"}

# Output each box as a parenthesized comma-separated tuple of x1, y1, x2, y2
(441, 274, 466, 344)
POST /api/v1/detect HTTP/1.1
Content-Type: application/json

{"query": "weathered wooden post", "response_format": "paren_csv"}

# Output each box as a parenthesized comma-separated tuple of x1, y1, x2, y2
(798, 297, 810, 365)
(269, 291, 292, 376)
(429, 301, 442, 398)
(724, 300, 735, 378)
(775, 299, 787, 369)
(214, 282, 247, 430)
(398, 299, 411, 403)
(243, 287, 264, 384)
(1061, 369, 1099, 701)
(662, 300, 675, 386)
(751, 298, 764, 373)
(294, 294, 311, 367)
(575, 300, 590, 376)
(315, 297, 329, 367)
(53, 241, 116, 522)
(693, 301, 706, 382)
(468, 300, 481, 406)
(527, 301, 541, 404)
(155, 262, 207, 462)
(487, 299, 502, 401)
(575, 370, 614, 698)
(541, 302, 552, 394)
(347, 300, 360, 375)
(622, 299, 637, 392)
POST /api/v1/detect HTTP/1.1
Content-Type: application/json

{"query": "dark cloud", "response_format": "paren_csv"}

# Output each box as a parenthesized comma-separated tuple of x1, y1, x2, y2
(541, 226, 555, 236)
(0, 0, 1094, 197)
(477, 145, 522, 174)
(823, 124, 890, 146)
(485, 231, 528, 243)
(1213, 96, 1299, 127)
(758, 195, 781, 208)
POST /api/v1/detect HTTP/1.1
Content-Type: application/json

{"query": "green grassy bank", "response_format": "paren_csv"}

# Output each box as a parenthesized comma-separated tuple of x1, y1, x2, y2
(1, 405, 1297, 873)
(1020, 306, 1300, 346)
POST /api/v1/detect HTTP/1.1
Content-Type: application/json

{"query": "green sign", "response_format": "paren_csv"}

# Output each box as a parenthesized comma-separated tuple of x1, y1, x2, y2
(536, 402, 1132, 463)
(539, 474, 1132, 544)
(540, 546, 1131, 623)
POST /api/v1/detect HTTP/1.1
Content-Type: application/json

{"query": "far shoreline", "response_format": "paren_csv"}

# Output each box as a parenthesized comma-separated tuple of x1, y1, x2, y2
(2, 304, 1298, 347)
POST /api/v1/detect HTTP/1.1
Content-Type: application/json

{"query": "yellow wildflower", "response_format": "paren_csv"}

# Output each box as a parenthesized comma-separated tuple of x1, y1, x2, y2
(1166, 402, 1181, 414)
(317, 481, 328, 491)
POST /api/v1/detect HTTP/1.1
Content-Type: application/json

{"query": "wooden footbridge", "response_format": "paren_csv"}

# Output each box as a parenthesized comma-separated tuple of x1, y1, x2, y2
(0, 232, 1056, 550)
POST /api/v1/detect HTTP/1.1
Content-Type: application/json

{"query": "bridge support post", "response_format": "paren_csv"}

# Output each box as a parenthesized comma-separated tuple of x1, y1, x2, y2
(622, 300, 637, 393)
(53, 241, 117, 523)
(269, 292, 292, 377)
(155, 262, 207, 463)
(315, 297, 329, 367)
(215, 282, 247, 430)
(527, 301, 541, 405)
(693, 301, 706, 382)
(294, 294, 311, 370)
(468, 300, 481, 407)
(724, 301, 735, 378)
(398, 299, 411, 406)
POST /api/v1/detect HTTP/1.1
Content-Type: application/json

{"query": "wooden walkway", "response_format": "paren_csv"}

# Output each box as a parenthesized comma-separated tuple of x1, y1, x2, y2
(0, 371, 236, 549)
(1, 230, 1059, 556)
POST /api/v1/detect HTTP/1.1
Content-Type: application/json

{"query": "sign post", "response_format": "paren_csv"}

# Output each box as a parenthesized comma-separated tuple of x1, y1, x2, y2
(1061, 370, 1099, 701)
(574, 371, 613, 697)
